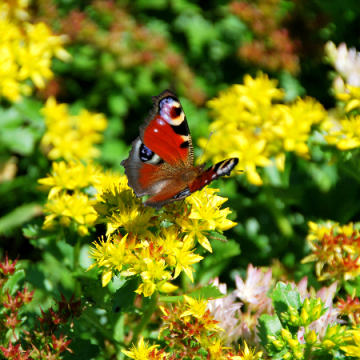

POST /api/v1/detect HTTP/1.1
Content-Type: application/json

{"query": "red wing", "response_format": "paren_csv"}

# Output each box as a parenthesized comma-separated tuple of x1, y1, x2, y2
(121, 137, 190, 209)
(143, 185, 192, 210)
(189, 158, 239, 193)
(139, 90, 194, 168)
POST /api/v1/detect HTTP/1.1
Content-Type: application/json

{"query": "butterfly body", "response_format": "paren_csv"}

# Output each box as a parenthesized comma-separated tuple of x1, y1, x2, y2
(121, 90, 238, 209)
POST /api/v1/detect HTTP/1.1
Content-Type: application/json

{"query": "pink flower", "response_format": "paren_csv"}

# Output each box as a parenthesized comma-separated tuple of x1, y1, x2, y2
(234, 264, 272, 312)
(207, 278, 242, 345)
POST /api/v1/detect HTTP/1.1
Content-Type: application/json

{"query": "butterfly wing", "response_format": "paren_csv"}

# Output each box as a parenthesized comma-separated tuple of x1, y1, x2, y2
(121, 90, 194, 207)
(140, 90, 194, 168)
(188, 158, 239, 193)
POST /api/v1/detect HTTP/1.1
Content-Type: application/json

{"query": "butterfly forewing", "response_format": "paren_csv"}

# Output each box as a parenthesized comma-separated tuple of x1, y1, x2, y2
(140, 90, 194, 168)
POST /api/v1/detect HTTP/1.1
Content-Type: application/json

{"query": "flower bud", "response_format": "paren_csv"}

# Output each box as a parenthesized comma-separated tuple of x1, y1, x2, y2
(322, 340, 335, 350)
(272, 340, 284, 350)
(78, 225, 89, 237)
(288, 338, 300, 349)
(281, 329, 292, 340)
(305, 330, 317, 345)
(300, 308, 309, 325)
(294, 350, 304, 359)
(60, 216, 71, 227)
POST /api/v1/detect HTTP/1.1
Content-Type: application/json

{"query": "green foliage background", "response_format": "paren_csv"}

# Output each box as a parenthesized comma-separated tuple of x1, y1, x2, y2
(2, 0, 360, 358)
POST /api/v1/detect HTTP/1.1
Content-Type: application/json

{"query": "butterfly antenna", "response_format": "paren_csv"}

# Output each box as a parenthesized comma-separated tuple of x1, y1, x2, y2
(198, 131, 214, 166)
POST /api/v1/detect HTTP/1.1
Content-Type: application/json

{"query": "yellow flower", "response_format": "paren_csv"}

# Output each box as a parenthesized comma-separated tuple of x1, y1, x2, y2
(17, 42, 53, 89)
(43, 191, 97, 231)
(88, 234, 129, 286)
(24, 22, 71, 62)
(173, 237, 203, 282)
(231, 341, 263, 360)
(38, 160, 103, 198)
(338, 85, 360, 113)
(0, 45, 22, 102)
(122, 337, 160, 360)
(235, 73, 284, 109)
(201, 73, 325, 186)
(94, 169, 123, 197)
(181, 295, 207, 319)
(189, 190, 236, 231)
(135, 259, 174, 297)
(341, 330, 360, 357)
(0, 0, 30, 21)
(40, 97, 108, 160)
(306, 220, 338, 241)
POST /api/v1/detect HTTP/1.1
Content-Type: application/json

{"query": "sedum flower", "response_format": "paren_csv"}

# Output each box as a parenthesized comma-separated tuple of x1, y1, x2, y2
(122, 337, 162, 360)
(40, 97, 108, 161)
(325, 42, 360, 87)
(0, 1, 69, 101)
(337, 295, 360, 325)
(201, 73, 325, 185)
(207, 278, 243, 345)
(43, 191, 97, 234)
(340, 329, 360, 357)
(136, 259, 174, 297)
(234, 264, 272, 311)
(302, 220, 360, 281)
(88, 234, 129, 286)
(173, 237, 203, 283)
(176, 188, 236, 252)
(231, 341, 263, 360)
(38, 160, 103, 198)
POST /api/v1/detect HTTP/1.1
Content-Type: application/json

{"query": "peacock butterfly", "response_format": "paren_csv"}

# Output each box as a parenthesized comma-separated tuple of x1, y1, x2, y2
(121, 90, 239, 210)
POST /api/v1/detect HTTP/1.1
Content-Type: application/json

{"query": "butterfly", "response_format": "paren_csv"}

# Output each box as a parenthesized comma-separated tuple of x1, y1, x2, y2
(121, 90, 239, 210)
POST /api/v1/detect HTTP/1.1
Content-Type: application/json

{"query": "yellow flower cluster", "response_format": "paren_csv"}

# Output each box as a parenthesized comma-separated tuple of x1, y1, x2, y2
(0, 0, 71, 102)
(302, 221, 360, 281)
(200, 73, 326, 185)
(88, 178, 237, 296)
(38, 160, 121, 236)
(341, 328, 360, 358)
(40, 97, 108, 160)
(323, 85, 360, 150)
(123, 297, 262, 360)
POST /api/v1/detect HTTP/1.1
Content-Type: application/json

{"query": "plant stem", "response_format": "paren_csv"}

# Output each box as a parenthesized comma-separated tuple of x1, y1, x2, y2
(303, 344, 312, 360)
(264, 185, 293, 238)
(132, 291, 158, 345)
(82, 308, 126, 348)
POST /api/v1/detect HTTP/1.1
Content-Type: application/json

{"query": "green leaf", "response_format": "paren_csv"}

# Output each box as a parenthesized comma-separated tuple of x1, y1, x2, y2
(159, 284, 224, 303)
(271, 282, 301, 318)
(208, 230, 227, 242)
(14, 97, 43, 125)
(3, 269, 25, 294)
(0, 203, 42, 235)
(197, 239, 240, 283)
(108, 94, 128, 116)
(62, 338, 100, 360)
(81, 277, 113, 312)
(0, 127, 38, 155)
(0, 107, 22, 128)
(112, 277, 139, 314)
(257, 313, 282, 347)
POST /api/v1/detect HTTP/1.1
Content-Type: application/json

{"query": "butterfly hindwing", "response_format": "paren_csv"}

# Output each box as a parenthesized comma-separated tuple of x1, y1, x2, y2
(121, 137, 171, 197)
